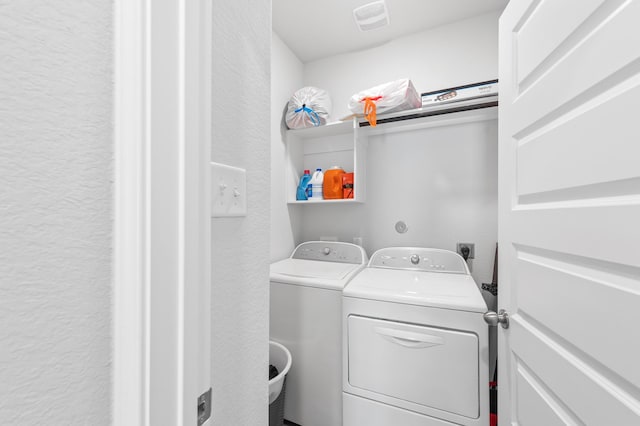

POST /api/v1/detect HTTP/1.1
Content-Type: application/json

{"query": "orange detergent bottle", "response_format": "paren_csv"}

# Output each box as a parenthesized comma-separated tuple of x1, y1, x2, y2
(323, 166, 345, 199)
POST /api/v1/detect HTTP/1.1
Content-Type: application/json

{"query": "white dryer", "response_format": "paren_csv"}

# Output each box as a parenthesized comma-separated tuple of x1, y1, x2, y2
(343, 247, 489, 426)
(270, 241, 368, 426)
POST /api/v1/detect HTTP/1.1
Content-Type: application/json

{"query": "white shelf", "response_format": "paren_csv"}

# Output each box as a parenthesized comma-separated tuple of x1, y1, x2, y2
(284, 97, 498, 206)
(357, 95, 498, 135)
(288, 119, 354, 139)
(285, 117, 366, 204)
(288, 198, 362, 205)
(361, 105, 498, 136)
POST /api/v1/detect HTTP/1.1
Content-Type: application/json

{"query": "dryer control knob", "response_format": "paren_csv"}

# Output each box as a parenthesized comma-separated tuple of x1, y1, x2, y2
(323, 247, 331, 255)
(410, 254, 420, 265)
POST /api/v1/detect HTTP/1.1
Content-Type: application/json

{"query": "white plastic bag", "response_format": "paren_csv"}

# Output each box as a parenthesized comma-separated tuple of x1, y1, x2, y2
(285, 87, 332, 129)
(348, 79, 421, 126)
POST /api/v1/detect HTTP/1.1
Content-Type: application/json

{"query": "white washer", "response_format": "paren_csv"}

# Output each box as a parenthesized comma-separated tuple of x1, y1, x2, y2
(270, 241, 368, 426)
(343, 247, 489, 426)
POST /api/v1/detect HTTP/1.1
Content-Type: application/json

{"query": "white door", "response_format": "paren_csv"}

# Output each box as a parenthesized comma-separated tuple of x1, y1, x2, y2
(498, 1, 640, 424)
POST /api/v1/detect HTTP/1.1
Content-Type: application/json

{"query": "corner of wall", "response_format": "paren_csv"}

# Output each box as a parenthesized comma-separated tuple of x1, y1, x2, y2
(211, 1, 272, 424)
(270, 31, 305, 262)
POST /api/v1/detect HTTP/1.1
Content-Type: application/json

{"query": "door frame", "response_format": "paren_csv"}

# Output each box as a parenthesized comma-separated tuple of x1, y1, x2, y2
(113, 0, 212, 424)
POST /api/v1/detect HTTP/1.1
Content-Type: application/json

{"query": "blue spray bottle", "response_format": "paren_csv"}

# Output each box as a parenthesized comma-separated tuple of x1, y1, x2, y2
(296, 169, 312, 200)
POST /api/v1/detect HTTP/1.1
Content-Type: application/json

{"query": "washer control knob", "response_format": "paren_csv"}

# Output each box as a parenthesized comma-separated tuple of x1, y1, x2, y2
(323, 247, 331, 255)
(410, 254, 420, 265)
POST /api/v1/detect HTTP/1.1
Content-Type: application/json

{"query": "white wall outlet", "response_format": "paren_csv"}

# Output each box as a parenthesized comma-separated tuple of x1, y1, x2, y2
(211, 162, 247, 217)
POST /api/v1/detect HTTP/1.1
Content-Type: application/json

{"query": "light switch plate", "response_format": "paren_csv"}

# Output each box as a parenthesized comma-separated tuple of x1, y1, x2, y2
(211, 162, 247, 217)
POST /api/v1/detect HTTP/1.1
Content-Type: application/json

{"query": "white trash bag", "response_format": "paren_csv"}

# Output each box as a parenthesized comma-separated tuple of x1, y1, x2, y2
(285, 86, 332, 129)
(348, 78, 421, 126)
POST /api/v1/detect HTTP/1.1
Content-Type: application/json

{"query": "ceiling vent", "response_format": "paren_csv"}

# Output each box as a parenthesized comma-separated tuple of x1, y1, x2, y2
(353, 1, 390, 32)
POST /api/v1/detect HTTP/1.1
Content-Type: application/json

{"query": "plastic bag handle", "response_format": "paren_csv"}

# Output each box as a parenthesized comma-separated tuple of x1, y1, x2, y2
(362, 96, 382, 127)
(294, 105, 321, 127)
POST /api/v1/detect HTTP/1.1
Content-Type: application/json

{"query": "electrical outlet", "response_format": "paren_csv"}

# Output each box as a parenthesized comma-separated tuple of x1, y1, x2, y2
(456, 243, 475, 259)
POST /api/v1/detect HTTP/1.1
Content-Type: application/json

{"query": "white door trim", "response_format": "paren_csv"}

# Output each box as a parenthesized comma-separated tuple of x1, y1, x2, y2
(113, 0, 212, 424)
(113, 0, 148, 423)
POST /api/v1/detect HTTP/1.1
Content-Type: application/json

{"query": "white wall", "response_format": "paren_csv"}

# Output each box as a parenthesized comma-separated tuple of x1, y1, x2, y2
(211, 1, 271, 424)
(299, 120, 498, 286)
(304, 11, 501, 120)
(271, 33, 304, 262)
(0, 1, 112, 424)
(289, 11, 501, 287)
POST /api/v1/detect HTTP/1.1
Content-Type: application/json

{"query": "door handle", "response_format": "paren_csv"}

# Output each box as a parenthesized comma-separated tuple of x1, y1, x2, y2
(483, 309, 509, 329)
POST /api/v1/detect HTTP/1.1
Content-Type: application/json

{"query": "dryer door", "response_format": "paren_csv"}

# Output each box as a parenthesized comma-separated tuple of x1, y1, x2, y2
(347, 315, 479, 418)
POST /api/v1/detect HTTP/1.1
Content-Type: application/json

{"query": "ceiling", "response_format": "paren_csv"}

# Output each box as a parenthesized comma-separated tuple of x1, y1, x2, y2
(273, 0, 509, 63)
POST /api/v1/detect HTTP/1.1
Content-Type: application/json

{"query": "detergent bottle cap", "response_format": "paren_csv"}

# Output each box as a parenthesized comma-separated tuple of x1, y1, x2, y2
(303, 169, 310, 174)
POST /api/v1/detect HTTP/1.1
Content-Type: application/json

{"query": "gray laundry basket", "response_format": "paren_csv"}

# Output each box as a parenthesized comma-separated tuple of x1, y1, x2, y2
(269, 377, 287, 426)
(269, 341, 292, 426)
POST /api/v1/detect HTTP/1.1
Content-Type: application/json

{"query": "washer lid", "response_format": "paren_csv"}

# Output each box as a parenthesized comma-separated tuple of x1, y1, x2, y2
(270, 258, 365, 290)
(344, 248, 487, 312)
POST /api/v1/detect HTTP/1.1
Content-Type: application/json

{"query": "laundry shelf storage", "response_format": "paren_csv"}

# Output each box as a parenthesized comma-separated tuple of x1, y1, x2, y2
(286, 118, 367, 204)
(359, 95, 498, 136)
(285, 96, 498, 205)
(288, 119, 354, 138)
(291, 197, 358, 204)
